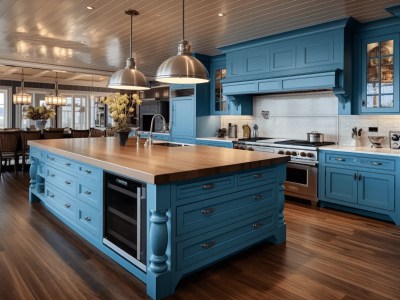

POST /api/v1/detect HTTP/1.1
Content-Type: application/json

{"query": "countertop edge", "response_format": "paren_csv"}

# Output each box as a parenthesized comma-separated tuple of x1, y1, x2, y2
(320, 145, 400, 157)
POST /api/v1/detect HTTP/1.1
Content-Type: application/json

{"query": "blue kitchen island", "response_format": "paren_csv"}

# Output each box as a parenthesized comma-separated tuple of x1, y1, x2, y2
(28, 137, 289, 299)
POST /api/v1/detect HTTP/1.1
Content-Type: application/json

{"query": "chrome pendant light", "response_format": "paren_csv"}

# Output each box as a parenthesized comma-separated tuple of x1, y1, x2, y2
(13, 68, 32, 105)
(155, 0, 209, 84)
(45, 72, 67, 106)
(108, 9, 149, 90)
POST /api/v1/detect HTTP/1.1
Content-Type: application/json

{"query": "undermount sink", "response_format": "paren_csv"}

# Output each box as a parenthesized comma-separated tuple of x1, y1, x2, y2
(154, 142, 188, 147)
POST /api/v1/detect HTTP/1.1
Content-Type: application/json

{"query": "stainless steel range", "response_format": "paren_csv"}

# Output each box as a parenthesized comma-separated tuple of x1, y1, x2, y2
(233, 138, 335, 205)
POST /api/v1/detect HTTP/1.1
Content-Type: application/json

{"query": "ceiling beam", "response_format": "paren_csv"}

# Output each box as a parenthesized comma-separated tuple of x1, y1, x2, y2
(32, 70, 50, 78)
(64, 74, 85, 81)
(3, 67, 19, 75)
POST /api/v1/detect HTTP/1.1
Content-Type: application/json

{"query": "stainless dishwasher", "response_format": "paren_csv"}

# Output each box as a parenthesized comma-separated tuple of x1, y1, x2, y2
(103, 172, 147, 271)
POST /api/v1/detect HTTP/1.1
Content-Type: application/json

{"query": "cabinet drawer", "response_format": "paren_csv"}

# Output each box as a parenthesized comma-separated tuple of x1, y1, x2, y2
(47, 166, 77, 197)
(175, 176, 235, 202)
(45, 184, 77, 222)
(77, 203, 101, 239)
(359, 157, 395, 171)
(153, 134, 170, 141)
(237, 168, 277, 187)
(76, 163, 101, 182)
(325, 153, 358, 166)
(46, 153, 76, 172)
(177, 184, 276, 236)
(77, 182, 101, 210)
(177, 211, 276, 270)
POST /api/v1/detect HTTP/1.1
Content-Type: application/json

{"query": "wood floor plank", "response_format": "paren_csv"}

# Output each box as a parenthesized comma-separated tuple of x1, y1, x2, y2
(0, 172, 400, 300)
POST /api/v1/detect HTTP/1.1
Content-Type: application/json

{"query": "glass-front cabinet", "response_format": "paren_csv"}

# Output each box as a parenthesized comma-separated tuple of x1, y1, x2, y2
(361, 35, 399, 113)
(210, 57, 228, 115)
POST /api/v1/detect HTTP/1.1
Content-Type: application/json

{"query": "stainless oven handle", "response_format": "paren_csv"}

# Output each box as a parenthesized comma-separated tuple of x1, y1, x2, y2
(287, 161, 318, 167)
(136, 187, 141, 261)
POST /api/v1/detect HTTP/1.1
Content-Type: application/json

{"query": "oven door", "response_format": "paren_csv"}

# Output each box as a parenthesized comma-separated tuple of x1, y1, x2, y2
(284, 161, 318, 202)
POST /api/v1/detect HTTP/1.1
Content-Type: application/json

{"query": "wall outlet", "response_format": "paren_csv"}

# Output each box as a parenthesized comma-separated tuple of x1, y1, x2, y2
(369, 127, 378, 132)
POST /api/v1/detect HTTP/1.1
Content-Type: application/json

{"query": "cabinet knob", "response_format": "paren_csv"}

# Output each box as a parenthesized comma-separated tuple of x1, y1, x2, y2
(370, 161, 383, 166)
(362, 99, 366, 107)
(202, 183, 215, 190)
(253, 194, 263, 201)
(201, 207, 215, 215)
(200, 240, 216, 249)
(64, 181, 71, 185)
(84, 217, 91, 222)
(64, 204, 71, 208)
(358, 174, 362, 181)
(253, 173, 263, 179)
(252, 222, 263, 229)
(353, 173, 357, 181)
(84, 170, 92, 174)
(49, 194, 55, 198)
(65, 163, 71, 166)
(84, 191, 92, 195)
(50, 174, 55, 177)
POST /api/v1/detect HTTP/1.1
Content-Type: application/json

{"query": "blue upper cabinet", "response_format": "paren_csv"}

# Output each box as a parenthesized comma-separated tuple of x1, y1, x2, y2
(358, 33, 399, 114)
(219, 19, 355, 113)
(210, 55, 253, 116)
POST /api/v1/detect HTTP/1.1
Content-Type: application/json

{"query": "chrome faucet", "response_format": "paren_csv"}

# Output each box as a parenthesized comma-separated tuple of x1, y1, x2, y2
(144, 114, 167, 146)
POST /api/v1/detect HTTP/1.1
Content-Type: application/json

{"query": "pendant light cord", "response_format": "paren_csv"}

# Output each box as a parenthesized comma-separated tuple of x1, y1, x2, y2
(21, 68, 25, 93)
(182, 0, 185, 41)
(130, 12, 133, 58)
(55, 72, 59, 96)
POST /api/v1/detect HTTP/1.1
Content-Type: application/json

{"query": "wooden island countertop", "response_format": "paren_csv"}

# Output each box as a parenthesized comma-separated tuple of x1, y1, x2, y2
(29, 137, 289, 184)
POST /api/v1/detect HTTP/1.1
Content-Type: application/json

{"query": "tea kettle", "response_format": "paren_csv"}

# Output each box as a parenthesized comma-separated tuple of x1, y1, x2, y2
(242, 124, 251, 138)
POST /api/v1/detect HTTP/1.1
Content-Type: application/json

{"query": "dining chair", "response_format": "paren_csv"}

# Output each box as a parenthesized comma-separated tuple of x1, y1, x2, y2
(0, 131, 20, 174)
(43, 129, 64, 139)
(90, 128, 105, 137)
(20, 130, 41, 172)
(105, 127, 116, 137)
(71, 129, 90, 138)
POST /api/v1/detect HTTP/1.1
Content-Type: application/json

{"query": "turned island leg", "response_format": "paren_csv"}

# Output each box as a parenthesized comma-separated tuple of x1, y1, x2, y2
(146, 184, 172, 300)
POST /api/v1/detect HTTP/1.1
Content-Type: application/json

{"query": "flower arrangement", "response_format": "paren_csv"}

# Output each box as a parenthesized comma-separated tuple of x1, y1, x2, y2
(24, 105, 55, 120)
(101, 93, 141, 132)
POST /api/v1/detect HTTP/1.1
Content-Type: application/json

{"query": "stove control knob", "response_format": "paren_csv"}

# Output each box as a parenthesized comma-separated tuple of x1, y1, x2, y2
(285, 151, 291, 155)
(234, 145, 240, 149)
(300, 152, 306, 157)
(248, 147, 254, 151)
(392, 134, 399, 141)
(278, 150, 284, 154)
(291, 151, 297, 156)
(240, 146, 246, 150)
(306, 152, 314, 158)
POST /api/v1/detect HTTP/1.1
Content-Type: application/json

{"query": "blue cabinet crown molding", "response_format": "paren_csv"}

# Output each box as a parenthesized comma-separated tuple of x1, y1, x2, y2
(385, 5, 400, 17)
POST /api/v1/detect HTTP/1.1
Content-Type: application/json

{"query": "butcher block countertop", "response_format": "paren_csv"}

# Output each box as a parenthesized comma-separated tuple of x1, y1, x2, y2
(29, 138, 289, 184)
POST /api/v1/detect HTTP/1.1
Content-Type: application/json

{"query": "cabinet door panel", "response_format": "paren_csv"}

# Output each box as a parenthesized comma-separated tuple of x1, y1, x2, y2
(325, 167, 357, 203)
(170, 98, 195, 141)
(270, 46, 296, 72)
(358, 172, 394, 211)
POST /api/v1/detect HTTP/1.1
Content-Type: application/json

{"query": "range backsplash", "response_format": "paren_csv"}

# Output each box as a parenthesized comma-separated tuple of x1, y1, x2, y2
(221, 91, 399, 147)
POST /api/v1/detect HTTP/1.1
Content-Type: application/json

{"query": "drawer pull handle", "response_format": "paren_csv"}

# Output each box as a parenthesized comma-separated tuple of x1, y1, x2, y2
(252, 222, 263, 229)
(65, 163, 71, 166)
(253, 173, 263, 179)
(202, 183, 215, 190)
(370, 161, 383, 166)
(253, 194, 263, 201)
(201, 207, 215, 215)
(84, 217, 91, 222)
(64, 204, 71, 208)
(49, 157, 55, 161)
(353, 173, 357, 181)
(50, 174, 55, 177)
(49, 194, 55, 198)
(335, 158, 346, 162)
(201, 240, 216, 249)
(84, 191, 92, 195)
(84, 170, 92, 174)
(65, 181, 71, 185)
(358, 174, 362, 181)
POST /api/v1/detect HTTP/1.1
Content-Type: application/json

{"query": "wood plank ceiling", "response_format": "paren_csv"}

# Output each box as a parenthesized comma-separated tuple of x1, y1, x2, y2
(0, 0, 398, 84)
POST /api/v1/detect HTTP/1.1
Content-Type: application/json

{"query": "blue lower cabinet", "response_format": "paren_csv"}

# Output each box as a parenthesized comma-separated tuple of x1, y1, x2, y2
(319, 150, 398, 224)
(77, 202, 101, 240)
(195, 139, 233, 148)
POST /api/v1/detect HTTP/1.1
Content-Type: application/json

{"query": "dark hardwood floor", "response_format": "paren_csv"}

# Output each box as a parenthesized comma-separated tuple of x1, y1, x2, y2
(1, 172, 400, 300)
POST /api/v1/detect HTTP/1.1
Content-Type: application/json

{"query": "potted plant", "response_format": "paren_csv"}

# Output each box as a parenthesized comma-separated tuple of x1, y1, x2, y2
(24, 105, 56, 130)
(101, 93, 141, 146)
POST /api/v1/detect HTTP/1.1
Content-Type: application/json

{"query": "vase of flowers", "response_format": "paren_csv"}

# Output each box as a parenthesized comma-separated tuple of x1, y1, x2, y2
(101, 93, 141, 146)
(25, 105, 56, 130)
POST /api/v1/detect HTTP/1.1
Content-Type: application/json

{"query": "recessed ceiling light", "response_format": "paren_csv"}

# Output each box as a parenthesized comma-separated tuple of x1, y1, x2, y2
(217, 13, 225, 17)
(80, 41, 86, 44)
(86, 6, 95, 10)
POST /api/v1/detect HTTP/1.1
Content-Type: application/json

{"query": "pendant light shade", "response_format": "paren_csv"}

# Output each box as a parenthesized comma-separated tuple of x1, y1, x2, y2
(13, 68, 32, 105)
(108, 9, 149, 90)
(155, 0, 209, 84)
(45, 72, 67, 106)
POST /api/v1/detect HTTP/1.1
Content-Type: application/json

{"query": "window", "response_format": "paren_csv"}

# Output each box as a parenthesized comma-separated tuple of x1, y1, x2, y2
(74, 96, 87, 129)
(0, 90, 6, 128)
(61, 97, 73, 128)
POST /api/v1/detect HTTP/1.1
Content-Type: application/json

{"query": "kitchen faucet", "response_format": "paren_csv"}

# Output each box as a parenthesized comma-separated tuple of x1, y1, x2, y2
(144, 114, 167, 146)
